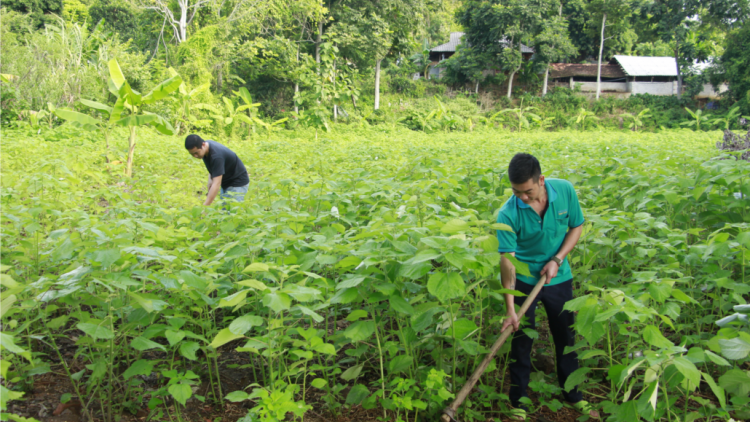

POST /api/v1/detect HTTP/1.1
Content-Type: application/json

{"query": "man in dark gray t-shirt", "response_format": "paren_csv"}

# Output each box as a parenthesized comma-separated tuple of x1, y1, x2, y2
(185, 134, 250, 206)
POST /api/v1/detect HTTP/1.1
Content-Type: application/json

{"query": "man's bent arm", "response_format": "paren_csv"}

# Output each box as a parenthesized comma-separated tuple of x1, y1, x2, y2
(207, 174, 212, 193)
(204, 175, 223, 206)
(554, 224, 583, 261)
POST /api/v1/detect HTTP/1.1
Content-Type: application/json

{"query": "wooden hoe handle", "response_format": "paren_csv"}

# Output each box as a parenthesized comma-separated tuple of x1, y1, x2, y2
(440, 274, 548, 422)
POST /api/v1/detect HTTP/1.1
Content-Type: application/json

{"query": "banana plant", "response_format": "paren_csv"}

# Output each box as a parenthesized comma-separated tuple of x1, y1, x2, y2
(195, 96, 258, 140)
(575, 108, 599, 130)
(252, 117, 289, 139)
(710, 106, 741, 131)
(681, 107, 711, 131)
(55, 98, 117, 157)
(500, 99, 541, 131)
(170, 69, 210, 135)
(621, 108, 651, 132)
(55, 59, 180, 177)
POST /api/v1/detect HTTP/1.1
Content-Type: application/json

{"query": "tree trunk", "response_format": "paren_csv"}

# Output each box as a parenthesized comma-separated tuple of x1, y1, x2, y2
(596, 12, 607, 100)
(542, 66, 549, 96)
(351, 95, 357, 109)
(475, 81, 479, 94)
(295, 24, 304, 114)
(315, 20, 323, 64)
(506, 43, 522, 99)
(674, 40, 682, 97)
(178, 0, 188, 43)
(126, 126, 136, 178)
(374, 59, 382, 110)
(217, 67, 223, 92)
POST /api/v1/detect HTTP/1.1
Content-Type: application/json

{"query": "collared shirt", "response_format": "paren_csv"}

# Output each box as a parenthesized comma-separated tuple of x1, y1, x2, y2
(496, 178, 585, 286)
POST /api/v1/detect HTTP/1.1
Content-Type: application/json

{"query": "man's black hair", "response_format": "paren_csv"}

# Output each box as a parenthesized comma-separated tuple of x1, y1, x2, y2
(508, 153, 542, 184)
(185, 134, 204, 150)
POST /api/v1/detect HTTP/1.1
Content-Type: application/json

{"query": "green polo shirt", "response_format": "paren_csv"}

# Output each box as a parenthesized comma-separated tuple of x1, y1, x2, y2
(496, 178, 584, 286)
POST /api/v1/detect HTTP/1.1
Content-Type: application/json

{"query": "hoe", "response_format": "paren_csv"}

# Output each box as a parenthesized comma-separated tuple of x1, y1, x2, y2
(440, 274, 547, 422)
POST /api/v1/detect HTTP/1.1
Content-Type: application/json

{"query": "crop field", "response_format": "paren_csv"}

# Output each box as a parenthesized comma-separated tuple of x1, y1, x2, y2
(1, 126, 749, 422)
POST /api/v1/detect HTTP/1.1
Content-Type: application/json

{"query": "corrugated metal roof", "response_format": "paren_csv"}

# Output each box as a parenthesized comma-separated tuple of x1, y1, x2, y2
(431, 32, 465, 53)
(613, 55, 678, 77)
(431, 32, 534, 54)
(549, 63, 625, 79)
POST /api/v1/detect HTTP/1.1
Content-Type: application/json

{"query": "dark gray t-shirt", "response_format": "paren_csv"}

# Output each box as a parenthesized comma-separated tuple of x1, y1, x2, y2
(202, 141, 249, 189)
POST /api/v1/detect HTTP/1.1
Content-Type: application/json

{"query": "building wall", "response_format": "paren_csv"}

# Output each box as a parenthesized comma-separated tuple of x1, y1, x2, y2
(695, 83, 729, 99)
(627, 81, 676, 96)
(572, 81, 628, 92)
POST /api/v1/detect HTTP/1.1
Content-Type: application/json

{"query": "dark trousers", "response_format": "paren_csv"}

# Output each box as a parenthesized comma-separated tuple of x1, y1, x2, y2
(508, 278, 582, 406)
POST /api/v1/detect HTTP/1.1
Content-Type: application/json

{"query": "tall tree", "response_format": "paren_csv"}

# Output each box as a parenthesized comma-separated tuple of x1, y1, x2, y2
(534, 12, 577, 96)
(586, 0, 634, 100)
(456, 0, 559, 99)
(641, 0, 701, 96)
(332, 0, 424, 110)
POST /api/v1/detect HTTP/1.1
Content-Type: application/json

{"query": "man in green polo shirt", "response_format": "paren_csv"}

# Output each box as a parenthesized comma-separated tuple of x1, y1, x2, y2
(496, 153, 598, 420)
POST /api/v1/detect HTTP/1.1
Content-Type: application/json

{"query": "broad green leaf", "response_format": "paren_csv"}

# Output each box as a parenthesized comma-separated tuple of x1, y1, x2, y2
(131, 336, 167, 352)
(672, 357, 700, 390)
(346, 310, 368, 322)
(243, 263, 270, 272)
(77, 322, 114, 340)
(343, 321, 375, 343)
(123, 359, 155, 379)
(564, 367, 591, 392)
(345, 384, 370, 405)
(115, 114, 157, 127)
(169, 383, 192, 406)
(129, 292, 167, 313)
(79, 99, 112, 113)
(718, 337, 750, 360)
(336, 276, 365, 290)
(388, 355, 413, 374)
(262, 292, 292, 313)
(441, 219, 470, 234)
(1, 385, 24, 411)
(642, 325, 674, 349)
(225, 391, 250, 402)
(142, 75, 182, 104)
(504, 254, 531, 277)
(311, 378, 327, 389)
(0, 360, 10, 379)
(409, 249, 442, 264)
(0, 333, 27, 355)
(229, 314, 264, 335)
(576, 305, 606, 346)
(670, 289, 698, 304)
(704, 350, 730, 366)
(718, 369, 750, 396)
(180, 270, 207, 291)
(237, 279, 267, 290)
(54, 109, 101, 126)
(313, 342, 336, 355)
(210, 328, 244, 348)
(389, 295, 415, 315)
(108, 59, 127, 89)
(0, 294, 16, 318)
(218, 289, 249, 308)
(341, 364, 364, 381)
(702, 372, 726, 409)
(427, 272, 465, 302)
(296, 305, 324, 322)
(179, 341, 200, 360)
(165, 330, 185, 346)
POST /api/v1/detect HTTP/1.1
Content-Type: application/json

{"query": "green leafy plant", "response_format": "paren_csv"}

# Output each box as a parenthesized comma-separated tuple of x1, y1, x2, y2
(681, 107, 711, 131)
(621, 108, 652, 132)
